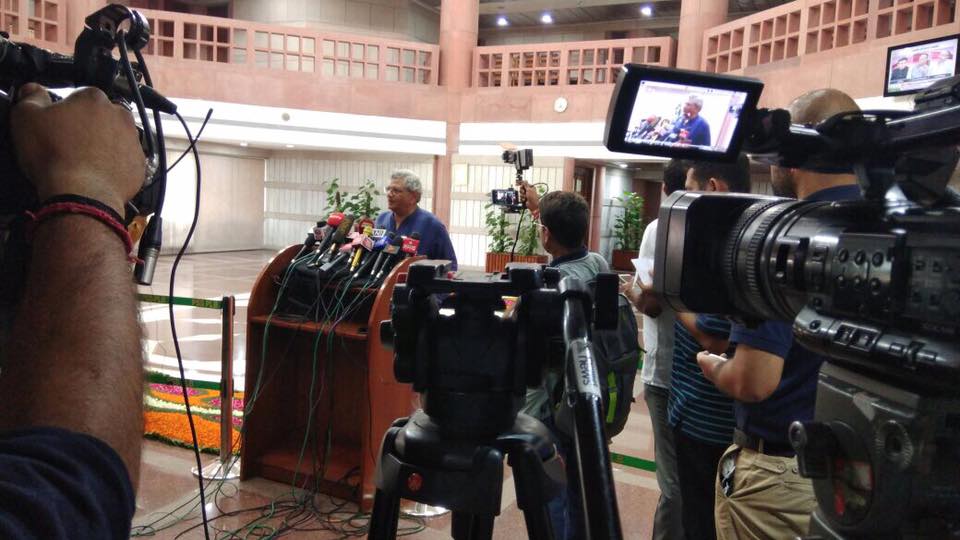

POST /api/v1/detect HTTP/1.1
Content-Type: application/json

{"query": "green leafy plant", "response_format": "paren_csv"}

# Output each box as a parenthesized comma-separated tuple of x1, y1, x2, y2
(613, 191, 645, 252)
(517, 185, 547, 256)
(321, 178, 344, 216)
(321, 178, 382, 220)
(342, 179, 381, 220)
(485, 203, 512, 253)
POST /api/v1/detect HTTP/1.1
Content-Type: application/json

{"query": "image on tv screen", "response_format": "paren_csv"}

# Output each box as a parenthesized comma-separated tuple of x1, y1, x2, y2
(886, 35, 959, 95)
(623, 80, 749, 154)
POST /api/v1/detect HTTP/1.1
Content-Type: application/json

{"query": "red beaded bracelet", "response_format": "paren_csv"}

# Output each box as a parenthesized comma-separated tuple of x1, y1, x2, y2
(25, 196, 138, 263)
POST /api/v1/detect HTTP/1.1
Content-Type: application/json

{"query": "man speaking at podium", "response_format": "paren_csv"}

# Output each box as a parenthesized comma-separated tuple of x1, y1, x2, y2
(375, 169, 458, 269)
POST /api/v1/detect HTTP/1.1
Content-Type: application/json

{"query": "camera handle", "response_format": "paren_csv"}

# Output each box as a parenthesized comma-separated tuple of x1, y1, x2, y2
(558, 277, 623, 540)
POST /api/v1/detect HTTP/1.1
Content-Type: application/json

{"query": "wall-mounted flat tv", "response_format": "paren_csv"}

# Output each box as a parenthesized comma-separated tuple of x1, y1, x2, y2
(885, 34, 959, 96)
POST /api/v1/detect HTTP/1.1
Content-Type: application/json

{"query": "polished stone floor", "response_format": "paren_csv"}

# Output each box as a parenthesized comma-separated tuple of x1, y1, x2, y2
(134, 250, 661, 539)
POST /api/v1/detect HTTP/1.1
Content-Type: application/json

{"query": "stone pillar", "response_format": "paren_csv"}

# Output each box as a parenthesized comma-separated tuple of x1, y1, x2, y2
(562, 157, 576, 192)
(438, 0, 478, 90)
(676, 0, 728, 70)
(432, 0, 478, 225)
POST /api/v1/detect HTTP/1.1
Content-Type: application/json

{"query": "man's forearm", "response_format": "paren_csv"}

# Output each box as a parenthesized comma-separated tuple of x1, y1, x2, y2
(677, 312, 728, 354)
(0, 216, 143, 489)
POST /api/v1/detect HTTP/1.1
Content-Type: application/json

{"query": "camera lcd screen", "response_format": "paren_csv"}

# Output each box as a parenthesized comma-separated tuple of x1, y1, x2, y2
(491, 188, 518, 207)
(605, 65, 763, 162)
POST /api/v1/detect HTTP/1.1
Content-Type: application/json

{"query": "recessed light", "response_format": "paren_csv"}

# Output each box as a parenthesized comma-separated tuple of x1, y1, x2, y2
(497, 16, 509, 26)
(540, 13, 553, 24)
(640, 5, 653, 17)
(618, 163, 628, 168)
(285, 144, 295, 148)
(239, 142, 248, 147)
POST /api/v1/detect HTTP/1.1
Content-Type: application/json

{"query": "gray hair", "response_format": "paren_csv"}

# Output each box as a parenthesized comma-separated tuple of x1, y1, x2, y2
(687, 95, 704, 110)
(390, 169, 422, 196)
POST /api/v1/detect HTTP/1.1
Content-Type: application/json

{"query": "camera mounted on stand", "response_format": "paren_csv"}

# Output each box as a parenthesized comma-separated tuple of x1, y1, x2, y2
(370, 261, 624, 539)
(605, 64, 960, 539)
(491, 147, 534, 213)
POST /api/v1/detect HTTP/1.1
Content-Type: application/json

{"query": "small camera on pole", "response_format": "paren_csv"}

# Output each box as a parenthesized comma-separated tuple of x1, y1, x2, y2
(491, 148, 534, 214)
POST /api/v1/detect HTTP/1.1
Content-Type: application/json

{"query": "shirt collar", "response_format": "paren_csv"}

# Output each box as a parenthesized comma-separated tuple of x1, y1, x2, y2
(548, 248, 588, 267)
(805, 184, 862, 202)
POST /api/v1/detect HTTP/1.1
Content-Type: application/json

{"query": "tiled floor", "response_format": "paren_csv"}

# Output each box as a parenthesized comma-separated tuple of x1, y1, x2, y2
(134, 250, 660, 539)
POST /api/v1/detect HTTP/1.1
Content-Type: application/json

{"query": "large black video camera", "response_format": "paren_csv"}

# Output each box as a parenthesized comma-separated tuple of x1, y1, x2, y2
(605, 65, 960, 539)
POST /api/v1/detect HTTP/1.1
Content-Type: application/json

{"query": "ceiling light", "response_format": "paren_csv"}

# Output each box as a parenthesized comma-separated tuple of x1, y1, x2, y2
(618, 163, 628, 168)
(285, 144, 295, 148)
(540, 13, 553, 24)
(640, 5, 653, 16)
(239, 141, 248, 147)
(497, 16, 509, 26)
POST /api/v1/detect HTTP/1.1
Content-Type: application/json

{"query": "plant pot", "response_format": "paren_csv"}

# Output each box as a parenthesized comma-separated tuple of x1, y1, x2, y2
(611, 249, 639, 272)
(485, 252, 549, 273)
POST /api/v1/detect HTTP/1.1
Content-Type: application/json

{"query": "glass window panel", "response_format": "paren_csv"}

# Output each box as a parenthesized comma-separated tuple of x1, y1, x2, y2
(337, 41, 349, 57)
(352, 43, 364, 60)
(402, 66, 415, 82)
(386, 47, 399, 64)
(270, 33, 283, 50)
(322, 39, 335, 57)
(233, 28, 247, 47)
(302, 57, 314, 72)
(303, 37, 315, 55)
(286, 35, 299, 53)
(367, 45, 379, 62)
(270, 52, 283, 69)
(286, 55, 299, 71)
(365, 64, 378, 79)
(418, 51, 431, 66)
(385, 65, 399, 81)
(417, 69, 430, 84)
(255, 49, 269, 68)
(351, 61, 363, 77)
(336, 60, 349, 76)
(322, 58, 334, 76)
(402, 49, 415, 65)
(231, 48, 246, 64)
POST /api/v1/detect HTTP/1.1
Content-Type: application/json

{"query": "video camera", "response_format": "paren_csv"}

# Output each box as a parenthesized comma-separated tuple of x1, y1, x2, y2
(605, 64, 960, 539)
(491, 148, 534, 213)
(0, 4, 176, 293)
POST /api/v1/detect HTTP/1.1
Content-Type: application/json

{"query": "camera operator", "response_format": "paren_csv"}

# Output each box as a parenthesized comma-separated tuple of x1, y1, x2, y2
(621, 159, 688, 540)
(696, 89, 863, 539)
(519, 182, 609, 540)
(0, 84, 145, 538)
(376, 169, 457, 268)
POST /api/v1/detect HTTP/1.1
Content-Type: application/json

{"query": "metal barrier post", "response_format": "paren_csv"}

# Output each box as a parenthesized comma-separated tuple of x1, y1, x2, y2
(192, 295, 240, 480)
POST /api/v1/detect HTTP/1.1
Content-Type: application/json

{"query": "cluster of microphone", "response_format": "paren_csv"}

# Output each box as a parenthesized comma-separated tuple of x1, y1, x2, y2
(294, 212, 421, 286)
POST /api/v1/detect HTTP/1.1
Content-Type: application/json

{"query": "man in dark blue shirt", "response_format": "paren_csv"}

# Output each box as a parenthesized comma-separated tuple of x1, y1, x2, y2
(375, 169, 457, 269)
(672, 95, 711, 147)
(697, 89, 863, 540)
(0, 85, 143, 537)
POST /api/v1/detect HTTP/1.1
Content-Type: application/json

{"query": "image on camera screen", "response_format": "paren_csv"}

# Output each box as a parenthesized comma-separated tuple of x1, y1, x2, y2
(492, 189, 518, 207)
(623, 80, 749, 154)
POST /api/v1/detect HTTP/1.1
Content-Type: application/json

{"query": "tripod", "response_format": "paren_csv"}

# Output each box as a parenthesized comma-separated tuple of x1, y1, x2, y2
(368, 409, 565, 539)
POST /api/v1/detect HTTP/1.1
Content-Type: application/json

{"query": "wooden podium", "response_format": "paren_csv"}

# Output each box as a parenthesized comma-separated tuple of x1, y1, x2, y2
(240, 245, 418, 509)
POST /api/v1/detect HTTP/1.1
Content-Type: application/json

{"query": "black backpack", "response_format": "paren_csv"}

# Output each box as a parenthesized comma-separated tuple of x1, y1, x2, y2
(554, 291, 641, 439)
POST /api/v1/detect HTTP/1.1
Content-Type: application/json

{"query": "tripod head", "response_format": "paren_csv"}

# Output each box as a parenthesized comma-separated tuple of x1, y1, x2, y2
(381, 261, 618, 439)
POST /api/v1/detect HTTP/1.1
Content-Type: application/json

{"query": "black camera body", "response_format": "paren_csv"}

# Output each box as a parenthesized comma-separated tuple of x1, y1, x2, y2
(605, 64, 960, 538)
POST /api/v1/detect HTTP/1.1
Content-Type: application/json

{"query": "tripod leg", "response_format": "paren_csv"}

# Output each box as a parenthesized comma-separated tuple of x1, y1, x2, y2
(451, 511, 495, 540)
(509, 449, 556, 540)
(369, 488, 401, 539)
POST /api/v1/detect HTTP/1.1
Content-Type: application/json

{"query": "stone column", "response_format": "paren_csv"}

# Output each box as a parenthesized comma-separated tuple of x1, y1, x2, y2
(676, 0, 729, 70)
(432, 0, 478, 224)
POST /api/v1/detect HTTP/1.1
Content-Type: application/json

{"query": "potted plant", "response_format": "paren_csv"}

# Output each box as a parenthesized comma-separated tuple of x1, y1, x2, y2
(342, 179, 381, 221)
(611, 191, 644, 271)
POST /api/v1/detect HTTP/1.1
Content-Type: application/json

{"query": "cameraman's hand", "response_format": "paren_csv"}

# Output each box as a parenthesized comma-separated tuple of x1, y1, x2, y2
(622, 271, 662, 317)
(520, 181, 540, 213)
(11, 84, 145, 215)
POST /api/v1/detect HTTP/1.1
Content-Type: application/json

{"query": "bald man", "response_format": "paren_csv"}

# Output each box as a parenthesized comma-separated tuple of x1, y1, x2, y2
(696, 89, 862, 539)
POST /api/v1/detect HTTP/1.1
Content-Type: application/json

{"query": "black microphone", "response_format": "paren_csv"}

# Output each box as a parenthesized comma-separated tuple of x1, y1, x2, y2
(312, 213, 354, 266)
(373, 232, 420, 281)
(370, 233, 402, 279)
(309, 212, 345, 259)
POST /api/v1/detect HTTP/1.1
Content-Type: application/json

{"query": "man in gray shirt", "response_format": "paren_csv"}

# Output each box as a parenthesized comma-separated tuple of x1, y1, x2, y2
(518, 184, 608, 539)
